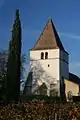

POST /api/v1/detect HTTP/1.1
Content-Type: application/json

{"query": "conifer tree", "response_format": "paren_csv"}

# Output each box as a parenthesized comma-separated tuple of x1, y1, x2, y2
(6, 9, 21, 102)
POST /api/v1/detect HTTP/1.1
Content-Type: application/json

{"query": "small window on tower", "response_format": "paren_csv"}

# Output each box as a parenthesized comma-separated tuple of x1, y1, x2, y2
(41, 52, 44, 59)
(48, 64, 50, 67)
(45, 52, 48, 59)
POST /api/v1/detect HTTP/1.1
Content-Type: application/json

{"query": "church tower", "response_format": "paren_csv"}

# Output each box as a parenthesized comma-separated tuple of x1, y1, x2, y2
(30, 19, 69, 96)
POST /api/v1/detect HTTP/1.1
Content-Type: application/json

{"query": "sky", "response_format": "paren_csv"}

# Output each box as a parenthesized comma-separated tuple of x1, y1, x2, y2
(0, 0, 80, 77)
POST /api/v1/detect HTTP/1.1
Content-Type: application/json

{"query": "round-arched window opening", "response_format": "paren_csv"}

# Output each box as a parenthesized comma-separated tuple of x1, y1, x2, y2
(45, 52, 48, 59)
(41, 52, 44, 59)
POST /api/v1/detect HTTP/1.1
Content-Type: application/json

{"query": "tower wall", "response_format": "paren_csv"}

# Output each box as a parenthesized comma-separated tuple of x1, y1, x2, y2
(60, 51, 69, 80)
(59, 51, 69, 98)
(30, 49, 60, 95)
(30, 49, 69, 96)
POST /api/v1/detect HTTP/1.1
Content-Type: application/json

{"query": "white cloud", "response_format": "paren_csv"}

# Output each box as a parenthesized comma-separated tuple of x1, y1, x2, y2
(59, 32, 80, 40)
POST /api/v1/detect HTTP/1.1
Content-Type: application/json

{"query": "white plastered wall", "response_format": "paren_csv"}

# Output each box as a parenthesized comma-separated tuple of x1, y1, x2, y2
(30, 49, 60, 96)
(30, 49, 69, 96)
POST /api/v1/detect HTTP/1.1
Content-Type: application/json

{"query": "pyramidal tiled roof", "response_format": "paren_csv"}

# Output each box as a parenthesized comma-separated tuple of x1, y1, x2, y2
(31, 19, 65, 51)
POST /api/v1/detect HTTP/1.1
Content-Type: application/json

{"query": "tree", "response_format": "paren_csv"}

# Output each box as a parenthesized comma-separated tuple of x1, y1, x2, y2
(67, 91, 73, 102)
(0, 51, 7, 101)
(23, 60, 57, 96)
(6, 9, 21, 102)
(0, 51, 26, 101)
(38, 83, 47, 95)
(20, 54, 26, 83)
(0, 51, 7, 81)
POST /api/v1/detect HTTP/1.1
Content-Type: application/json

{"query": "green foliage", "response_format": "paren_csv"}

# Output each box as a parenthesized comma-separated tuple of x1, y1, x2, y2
(0, 51, 7, 101)
(20, 95, 60, 104)
(0, 50, 26, 102)
(6, 9, 22, 102)
(0, 101, 80, 119)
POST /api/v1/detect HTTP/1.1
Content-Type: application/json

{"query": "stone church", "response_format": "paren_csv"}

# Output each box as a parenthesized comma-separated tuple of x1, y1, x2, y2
(23, 19, 80, 98)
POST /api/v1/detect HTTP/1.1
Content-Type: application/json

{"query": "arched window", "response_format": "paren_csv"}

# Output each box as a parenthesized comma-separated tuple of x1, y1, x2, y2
(45, 52, 48, 59)
(41, 52, 44, 59)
